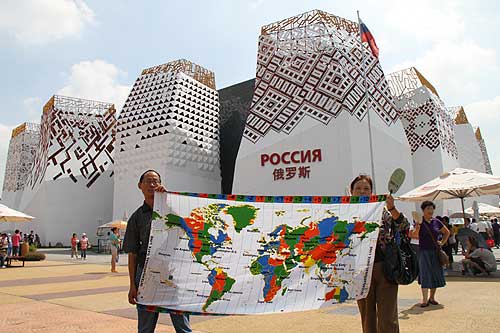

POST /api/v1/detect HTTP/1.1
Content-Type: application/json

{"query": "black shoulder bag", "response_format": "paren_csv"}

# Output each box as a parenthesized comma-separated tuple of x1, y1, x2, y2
(384, 221, 419, 285)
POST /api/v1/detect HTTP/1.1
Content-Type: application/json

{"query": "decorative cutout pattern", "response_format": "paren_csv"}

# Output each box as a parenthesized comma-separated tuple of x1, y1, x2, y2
(387, 68, 458, 158)
(243, 10, 399, 143)
(475, 127, 493, 174)
(2, 123, 40, 192)
(30, 95, 116, 188)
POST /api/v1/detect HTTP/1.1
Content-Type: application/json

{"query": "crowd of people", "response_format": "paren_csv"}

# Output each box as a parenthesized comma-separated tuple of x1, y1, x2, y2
(69, 229, 122, 273)
(0, 230, 42, 268)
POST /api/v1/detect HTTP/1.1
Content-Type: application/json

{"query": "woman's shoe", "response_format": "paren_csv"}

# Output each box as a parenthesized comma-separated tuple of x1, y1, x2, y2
(428, 299, 439, 305)
(419, 302, 429, 308)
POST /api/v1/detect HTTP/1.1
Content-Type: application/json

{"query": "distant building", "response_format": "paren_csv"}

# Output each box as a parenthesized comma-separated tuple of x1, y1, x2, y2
(2, 123, 40, 199)
(113, 59, 221, 219)
(2, 95, 116, 245)
(387, 68, 497, 212)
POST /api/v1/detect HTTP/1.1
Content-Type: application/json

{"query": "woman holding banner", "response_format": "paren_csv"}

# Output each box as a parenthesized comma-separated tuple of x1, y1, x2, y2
(351, 175, 409, 333)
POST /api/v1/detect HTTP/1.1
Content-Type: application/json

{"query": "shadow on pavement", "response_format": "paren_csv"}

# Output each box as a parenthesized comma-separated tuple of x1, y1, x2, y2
(399, 303, 445, 320)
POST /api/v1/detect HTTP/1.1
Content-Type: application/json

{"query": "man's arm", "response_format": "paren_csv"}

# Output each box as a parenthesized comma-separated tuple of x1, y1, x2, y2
(123, 213, 139, 305)
(128, 253, 138, 305)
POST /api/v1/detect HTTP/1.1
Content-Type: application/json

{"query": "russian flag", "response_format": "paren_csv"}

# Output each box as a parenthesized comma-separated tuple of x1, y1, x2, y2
(360, 21, 379, 58)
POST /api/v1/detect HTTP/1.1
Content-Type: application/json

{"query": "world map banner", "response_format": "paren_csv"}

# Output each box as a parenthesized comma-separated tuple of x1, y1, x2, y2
(137, 192, 386, 315)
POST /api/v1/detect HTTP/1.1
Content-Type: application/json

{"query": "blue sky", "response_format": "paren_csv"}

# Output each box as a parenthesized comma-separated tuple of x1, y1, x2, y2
(1, 0, 499, 190)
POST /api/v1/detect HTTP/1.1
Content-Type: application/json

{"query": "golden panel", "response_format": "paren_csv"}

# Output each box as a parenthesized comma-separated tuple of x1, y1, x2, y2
(11, 123, 26, 138)
(43, 96, 55, 114)
(261, 9, 358, 36)
(475, 127, 483, 141)
(141, 59, 216, 90)
(414, 68, 440, 98)
(454, 107, 469, 125)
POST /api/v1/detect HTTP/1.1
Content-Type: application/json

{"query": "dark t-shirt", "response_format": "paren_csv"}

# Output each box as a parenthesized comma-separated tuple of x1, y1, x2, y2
(122, 202, 153, 268)
(492, 222, 500, 235)
(419, 218, 444, 250)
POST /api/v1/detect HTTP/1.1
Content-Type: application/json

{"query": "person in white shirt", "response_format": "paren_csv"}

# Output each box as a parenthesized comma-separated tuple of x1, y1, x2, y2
(476, 220, 489, 240)
(409, 218, 420, 257)
(470, 219, 479, 232)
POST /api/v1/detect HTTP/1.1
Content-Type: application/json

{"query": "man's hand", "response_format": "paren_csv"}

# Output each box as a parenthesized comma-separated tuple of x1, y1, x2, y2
(155, 185, 167, 193)
(128, 285, 138, 305)
(386, 194, 395, 210)
(437, 240, 443, 247)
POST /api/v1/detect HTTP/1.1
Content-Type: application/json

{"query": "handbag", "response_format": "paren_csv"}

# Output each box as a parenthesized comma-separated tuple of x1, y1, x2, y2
(384, 221, 419, 285)
(422, 221, 449, 267)
(486, 239, 495, 248)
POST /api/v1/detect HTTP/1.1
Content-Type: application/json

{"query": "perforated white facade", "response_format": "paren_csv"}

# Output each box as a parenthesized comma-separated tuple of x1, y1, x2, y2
(113, 59, 221, 219)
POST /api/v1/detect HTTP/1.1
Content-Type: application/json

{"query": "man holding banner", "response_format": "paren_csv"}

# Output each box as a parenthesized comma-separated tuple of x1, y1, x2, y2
(123, 170, 192, 333)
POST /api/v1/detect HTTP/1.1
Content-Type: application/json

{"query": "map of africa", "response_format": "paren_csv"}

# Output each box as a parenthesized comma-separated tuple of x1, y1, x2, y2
(137, 192, 385, 314)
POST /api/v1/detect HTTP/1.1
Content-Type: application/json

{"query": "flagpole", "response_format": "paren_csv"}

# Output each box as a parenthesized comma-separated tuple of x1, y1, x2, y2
(357, 10, 377, 193)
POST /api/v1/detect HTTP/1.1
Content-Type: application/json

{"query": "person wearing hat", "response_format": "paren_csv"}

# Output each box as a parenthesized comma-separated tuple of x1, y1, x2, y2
(80, 233, 89, 260)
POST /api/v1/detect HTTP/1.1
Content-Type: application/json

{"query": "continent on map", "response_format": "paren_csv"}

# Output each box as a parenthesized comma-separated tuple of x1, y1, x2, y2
(223, 205, 259, 232)
(165, 204, 231, 263)
(162, 203, 260, 311)
(203, 268, 236, 311)
(250, 217, 378, 302)
(325, 287, 349, 302)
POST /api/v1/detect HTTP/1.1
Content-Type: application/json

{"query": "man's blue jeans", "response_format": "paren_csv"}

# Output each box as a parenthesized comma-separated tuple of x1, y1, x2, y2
(135, 265, 191, 333)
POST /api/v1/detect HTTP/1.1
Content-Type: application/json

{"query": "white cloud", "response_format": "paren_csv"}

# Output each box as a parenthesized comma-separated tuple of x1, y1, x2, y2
(465, 96, 500, 175)
(249, 0, 266, 9)
(0, 124, 14, 193)
(0, 0, 95, 44)
(57, 60, 131, 111)
(382, 0, 465, 42)
(391, 40, 497, 102)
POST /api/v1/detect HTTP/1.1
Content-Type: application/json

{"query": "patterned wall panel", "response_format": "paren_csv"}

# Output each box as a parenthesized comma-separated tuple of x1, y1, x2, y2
(2, 123, 40, 192)
(218, 79, 255, 193)
(475, 127, 493, 174)
(115, 59, 220, 176)
(30, 95, 116, 188)
(242, 10, 399, 144)
(387, 68, 458, 158)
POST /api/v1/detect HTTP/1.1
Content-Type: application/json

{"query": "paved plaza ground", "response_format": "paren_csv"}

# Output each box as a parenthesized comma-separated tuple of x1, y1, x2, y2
(1, 248, 499, 332)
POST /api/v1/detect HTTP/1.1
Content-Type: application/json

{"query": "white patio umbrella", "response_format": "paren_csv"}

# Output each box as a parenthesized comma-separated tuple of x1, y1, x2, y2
(0, 204, 35, 222)
(465, 202, 500, 216)
(96, 220, 127, 236)
(398, 168, 500, 219)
